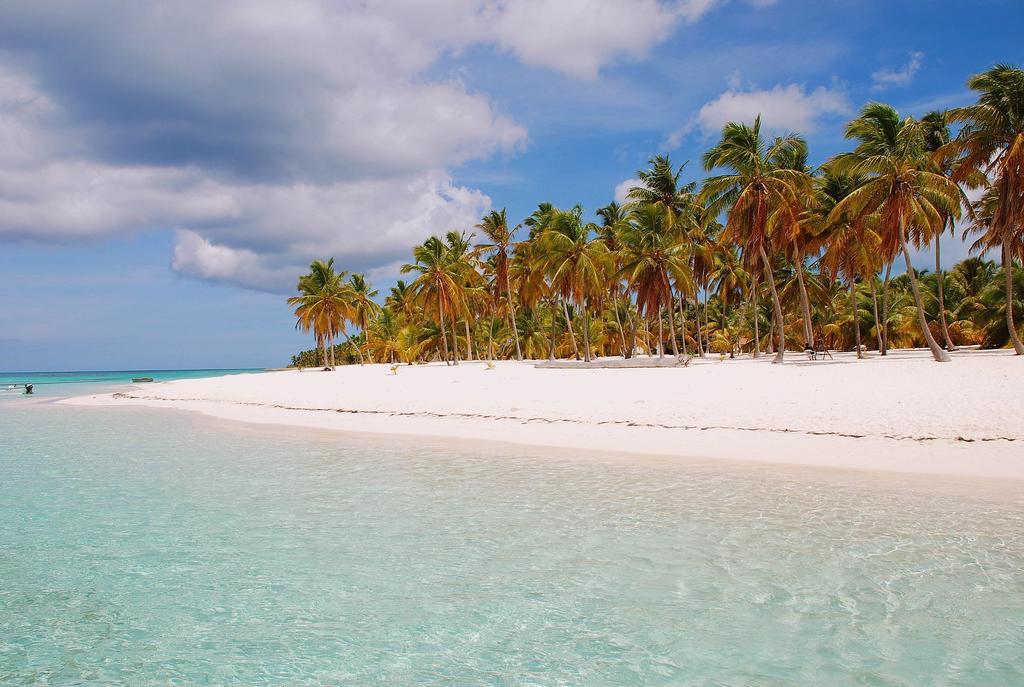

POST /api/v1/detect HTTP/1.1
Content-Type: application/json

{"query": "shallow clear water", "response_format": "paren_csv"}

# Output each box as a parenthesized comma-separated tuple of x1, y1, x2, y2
(0, 368, 261, 399)
(1, 393, 1022, 685)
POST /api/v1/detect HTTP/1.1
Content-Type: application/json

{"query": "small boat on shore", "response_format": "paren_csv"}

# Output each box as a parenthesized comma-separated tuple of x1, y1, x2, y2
(131, 377, 154, 383)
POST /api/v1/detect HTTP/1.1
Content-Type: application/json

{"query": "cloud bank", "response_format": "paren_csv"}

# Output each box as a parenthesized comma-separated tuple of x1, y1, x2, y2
(0, 0, 725, 291)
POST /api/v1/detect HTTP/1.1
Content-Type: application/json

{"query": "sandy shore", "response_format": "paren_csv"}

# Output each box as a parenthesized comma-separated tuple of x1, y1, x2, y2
(63, 348, 1024, 480)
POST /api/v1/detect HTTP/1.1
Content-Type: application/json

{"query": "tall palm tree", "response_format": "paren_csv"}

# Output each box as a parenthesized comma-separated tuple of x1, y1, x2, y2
(346, 273, 379, 365)
(701, 116, 812, 363)
(287, 258, 352, 370)
(401, 236, 468, 365)
(964, 184, 1024, 351)
(619, 204, 694, 357)
(947, 64, 1024, 355)
(816, 167, 881, 358)
(921, 110, 959, 351)
(830, 103, 961, 362)
(475, 209, 523, 360)
(537, 206, 610, 362)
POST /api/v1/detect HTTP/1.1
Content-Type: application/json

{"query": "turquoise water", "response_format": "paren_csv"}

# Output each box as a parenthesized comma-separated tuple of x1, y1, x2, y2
(1, 394, 1023, 685)
(0, 368, 261, 399)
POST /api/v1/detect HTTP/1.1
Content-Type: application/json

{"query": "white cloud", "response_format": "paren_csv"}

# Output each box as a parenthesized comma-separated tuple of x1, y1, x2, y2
(674, 82, 850, 143)
(489, 0, 722, 79)
(614, 178, 643, 204)
(872, 52, 923, 91)
(0, 0, 753, 291)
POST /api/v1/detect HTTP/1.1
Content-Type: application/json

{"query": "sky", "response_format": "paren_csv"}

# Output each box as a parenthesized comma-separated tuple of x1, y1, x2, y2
(0, 0, 1021, 371)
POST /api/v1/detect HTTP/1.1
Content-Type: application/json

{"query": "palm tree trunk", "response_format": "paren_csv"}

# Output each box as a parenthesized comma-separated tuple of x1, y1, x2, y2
(438, 299, 451, 365)
(506, 273, 523, 361)
(657, 308, 664, 358)
(582, 299, 592, 362)
(702, 289, 711, 354)
(751, 275, 760, 358)
(794, 248, 814, 347)
(850, 279, 862, 359)
(759, 245, 786, 363)
(320, 335, 328, 369)
(547, 298, 557, 361)
(881, 261, 892, 355)
(1003, 244, 1024, 355)
(562, 299, 580, 359)
(898, 215, 950, 362)
(869, 276, 883, 352)
(612, 296, 628, 358)
(935, 231, 956, 351)
(487, 316, 495, 362)
(341, 330, 363, 365)
(694, 294, 705, 357)
(666, 286, 679, 357)
(463, 319, 474, 361)
(676, 290, 688, 358)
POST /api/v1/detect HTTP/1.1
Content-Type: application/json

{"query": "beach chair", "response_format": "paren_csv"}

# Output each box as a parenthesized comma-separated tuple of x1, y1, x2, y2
(814, 342, 833, 360)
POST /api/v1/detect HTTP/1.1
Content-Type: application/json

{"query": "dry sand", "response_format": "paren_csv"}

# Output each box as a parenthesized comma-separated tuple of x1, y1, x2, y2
(63, 348, 1024, 480)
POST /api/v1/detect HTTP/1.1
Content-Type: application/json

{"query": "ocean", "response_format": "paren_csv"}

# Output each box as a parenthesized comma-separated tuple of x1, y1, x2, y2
(1, 372, 1022, 685)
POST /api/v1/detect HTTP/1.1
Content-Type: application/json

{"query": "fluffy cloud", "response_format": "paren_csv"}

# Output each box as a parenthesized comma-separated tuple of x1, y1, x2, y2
(673, 82, 850, 143)
(872, 52, 924, 91)
(490, 0, 721, 79)
(614, 179, 643, 204)
(0, 1, 736, 291)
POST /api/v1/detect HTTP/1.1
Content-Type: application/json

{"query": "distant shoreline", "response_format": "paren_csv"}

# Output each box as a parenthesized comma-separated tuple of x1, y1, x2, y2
(62, 348, 1024, 481)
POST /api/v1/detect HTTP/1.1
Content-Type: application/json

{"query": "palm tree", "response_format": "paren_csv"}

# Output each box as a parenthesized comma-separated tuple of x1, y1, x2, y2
(964, 184, 1024, 351)
(401, 236, 468, 365)
(537, 206, 610, 362)
(830, 103, 961, 362)
(346, 273, 379, 365)
(947, 64, 1024, 355)
(921, 110, 959, 351)
(287, 259, 352, 370)
(816, 167, 881, 358)
(475, 209, 523, 360)
(443, 230, 480, 362)
(619, 204, 694, 357)
(701, 116, 812, 363)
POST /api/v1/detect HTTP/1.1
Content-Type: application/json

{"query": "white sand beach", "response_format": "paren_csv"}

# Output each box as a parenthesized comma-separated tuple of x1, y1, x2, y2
(64, 348, 1024, 480)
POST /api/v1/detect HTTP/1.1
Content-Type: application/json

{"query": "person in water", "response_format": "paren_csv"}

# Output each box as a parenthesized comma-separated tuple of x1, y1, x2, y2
(24, 383, 33, 395)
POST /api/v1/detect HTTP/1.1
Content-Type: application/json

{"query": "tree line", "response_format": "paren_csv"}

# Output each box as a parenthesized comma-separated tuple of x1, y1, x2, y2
(289, 64, 1024, 368)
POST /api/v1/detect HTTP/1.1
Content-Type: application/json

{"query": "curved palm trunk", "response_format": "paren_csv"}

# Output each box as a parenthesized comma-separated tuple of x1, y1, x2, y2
(759, 245, 786, 363)
(1003, 244, 1024, 355)
(794, 248, 814, 347)
(898, 216, 950, 362)
(850, 279, 862, 359)
(562, 299, 580, 359)
(438, 298, 451, 365)
(881, 262, 892, 355)
(506, 272, 523, 361)
(341, 330, 363, 365)
(751, 275, 760, 358)
(935, 232, 956, 351)
(612, 295, 628, 358)
(869, 277, 883, 352)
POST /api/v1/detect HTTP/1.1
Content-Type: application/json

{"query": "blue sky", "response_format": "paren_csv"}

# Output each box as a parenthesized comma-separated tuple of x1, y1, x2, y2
(0, 0, 1020, 371)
